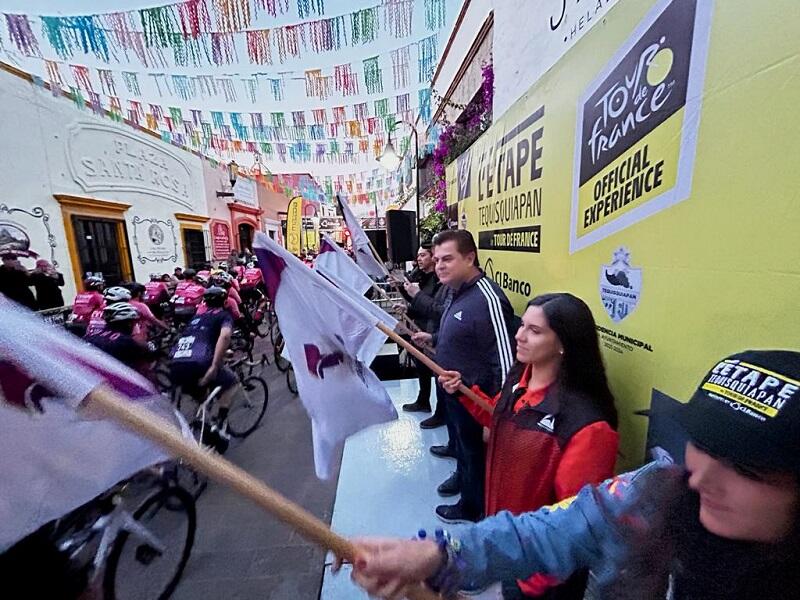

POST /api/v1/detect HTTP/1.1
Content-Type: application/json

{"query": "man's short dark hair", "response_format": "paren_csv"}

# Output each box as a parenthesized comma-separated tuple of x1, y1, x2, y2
(419, 242, 432, 252)
(433, 229, 478, 260)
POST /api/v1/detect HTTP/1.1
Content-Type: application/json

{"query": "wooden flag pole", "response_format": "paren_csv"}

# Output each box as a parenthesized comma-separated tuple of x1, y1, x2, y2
(84, 386, 445, 600)
(376, 322, 495, 414)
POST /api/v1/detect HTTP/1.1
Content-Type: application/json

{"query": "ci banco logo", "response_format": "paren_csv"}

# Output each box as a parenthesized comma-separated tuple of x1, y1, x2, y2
(483, 257, 532, 298)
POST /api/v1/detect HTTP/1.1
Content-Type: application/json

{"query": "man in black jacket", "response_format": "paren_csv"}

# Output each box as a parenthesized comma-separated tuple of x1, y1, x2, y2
(0, 254, 36, 310)
(412, 230, 515, 524)
(399, 244, 441, 415)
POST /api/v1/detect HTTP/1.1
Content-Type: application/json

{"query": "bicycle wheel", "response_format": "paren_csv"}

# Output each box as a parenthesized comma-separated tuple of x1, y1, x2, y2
(226, 376, 269, 438)
(103, 486, 196, 600)
(269, 320, 280, 346)
(273, 334, 290, 373)
(286, 366, 298, 395)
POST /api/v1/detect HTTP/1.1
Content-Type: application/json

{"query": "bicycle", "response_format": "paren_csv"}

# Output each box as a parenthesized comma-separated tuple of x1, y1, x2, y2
(52, 472, 196, 600)
(286, 363, 298, 395)
(174, 355, 269, 445)
(273, 329, 291, 373)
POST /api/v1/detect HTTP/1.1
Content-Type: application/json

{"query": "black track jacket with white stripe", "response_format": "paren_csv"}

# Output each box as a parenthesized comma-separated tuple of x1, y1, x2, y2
(436, 272, 516, 397)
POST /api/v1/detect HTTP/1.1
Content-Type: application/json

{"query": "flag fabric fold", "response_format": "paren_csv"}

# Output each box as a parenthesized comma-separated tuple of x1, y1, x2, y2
(0, 295, 178, 551)
(313, 233, 374, 297)
(336, 195, 388, 278)
(314, 268, 398, 365)
(254, 232, 397, 478)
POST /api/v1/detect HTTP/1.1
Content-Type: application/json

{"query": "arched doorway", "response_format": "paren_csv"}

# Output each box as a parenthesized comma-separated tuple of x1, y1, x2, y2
(238, 222, 254, 253)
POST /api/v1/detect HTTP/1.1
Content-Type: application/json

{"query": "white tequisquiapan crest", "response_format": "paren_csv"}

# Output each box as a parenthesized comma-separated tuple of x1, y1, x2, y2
(254, 232, 397, 479)
(0, 295, 179, 551)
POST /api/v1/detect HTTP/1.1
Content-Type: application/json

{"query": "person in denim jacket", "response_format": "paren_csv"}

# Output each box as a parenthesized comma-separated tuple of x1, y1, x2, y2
(338, 350, 800, 600)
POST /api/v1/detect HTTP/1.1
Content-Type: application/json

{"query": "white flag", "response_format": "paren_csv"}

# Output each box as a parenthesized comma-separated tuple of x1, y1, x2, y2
(337, 195, 388, 278)
(0, 295, 178, 551)
(314, 268, 398, 365)
(314, 233, 374, 296)
(254, 232, 397, 478)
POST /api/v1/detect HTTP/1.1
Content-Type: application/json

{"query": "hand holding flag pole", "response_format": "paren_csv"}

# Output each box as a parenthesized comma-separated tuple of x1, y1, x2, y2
(0, 297, 447, 600)
(375, 322, 494, 414)
(83, 387, 447, 600)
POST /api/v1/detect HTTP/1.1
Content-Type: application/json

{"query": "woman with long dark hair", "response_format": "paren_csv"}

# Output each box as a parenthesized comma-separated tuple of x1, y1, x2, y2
(438, 292, 618, 599)
(337, 350, 800, 600)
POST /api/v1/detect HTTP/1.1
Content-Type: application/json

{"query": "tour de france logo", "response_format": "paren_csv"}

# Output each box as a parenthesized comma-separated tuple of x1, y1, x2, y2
(599, 247, 642, 323)
(570, 0, 712, 253)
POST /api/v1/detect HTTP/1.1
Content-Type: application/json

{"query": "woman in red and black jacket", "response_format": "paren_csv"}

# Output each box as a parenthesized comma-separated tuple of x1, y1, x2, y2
(439, 292, 619, 600)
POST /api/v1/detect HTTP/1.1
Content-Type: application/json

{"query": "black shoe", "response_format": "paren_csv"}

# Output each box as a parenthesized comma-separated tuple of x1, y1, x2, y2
(435, 502, 480, 524)
(402, 400, 432, 413)
(437, 473, 460, 497)
(430, 444, 457, 459)
(420, 415, 445, 429)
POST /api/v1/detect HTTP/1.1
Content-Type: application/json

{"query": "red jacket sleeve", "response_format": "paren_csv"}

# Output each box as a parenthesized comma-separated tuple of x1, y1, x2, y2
(457, 385, 498, 429)
(554, 420, 619, 500)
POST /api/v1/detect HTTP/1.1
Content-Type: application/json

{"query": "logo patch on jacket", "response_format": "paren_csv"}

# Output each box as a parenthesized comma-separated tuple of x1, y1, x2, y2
(453, 311, 463, 321)
(537, 414, 556, 432)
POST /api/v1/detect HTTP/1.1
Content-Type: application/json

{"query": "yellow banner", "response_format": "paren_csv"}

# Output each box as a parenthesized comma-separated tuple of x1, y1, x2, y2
(286, 196, 302, 255)
(447, 0, 800, 467)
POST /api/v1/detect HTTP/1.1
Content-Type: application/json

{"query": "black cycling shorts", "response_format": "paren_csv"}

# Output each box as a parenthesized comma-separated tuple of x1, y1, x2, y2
(169, 361, 236, 395)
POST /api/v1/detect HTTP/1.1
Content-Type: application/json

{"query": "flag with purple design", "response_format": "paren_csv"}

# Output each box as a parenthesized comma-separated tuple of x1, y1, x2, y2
(254, 232, 397, 478)
(0, 295, 179, 551)
(336, 195, 388, 278)
(313, 233, 373, 296)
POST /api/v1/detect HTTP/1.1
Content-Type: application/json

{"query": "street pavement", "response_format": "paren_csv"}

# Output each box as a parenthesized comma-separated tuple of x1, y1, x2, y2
(165, 338, 340, 600)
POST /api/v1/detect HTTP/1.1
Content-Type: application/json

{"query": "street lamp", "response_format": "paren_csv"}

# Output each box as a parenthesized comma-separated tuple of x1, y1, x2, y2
(377, 133, 401, 171)
(216, 159, 239, 198)
(376, 120, 420, 237)
(227, 160, 239, 187)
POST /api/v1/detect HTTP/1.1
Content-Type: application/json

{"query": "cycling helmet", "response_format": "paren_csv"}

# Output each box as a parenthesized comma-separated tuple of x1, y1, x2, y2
(103, 302, 139, 323)
(196, 273, 210, 286)
(236, 258, 246, 265)
(84, 276, 104, 291)
(104, 286, 132, 303)
(203, 286, 227, 307)
(149, 272, 161, 281)
(212, 271, 232, 285)
(183, 268, 197, 279)
(246, 262, 255, 269)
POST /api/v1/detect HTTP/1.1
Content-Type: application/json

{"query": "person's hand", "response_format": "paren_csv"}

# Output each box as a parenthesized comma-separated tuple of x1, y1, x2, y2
(411, 331, 432, 345)
(438, 370, 462, 394)
(392, 303, 407, 313)
(403, 282, 421, 298)
(199, 364, 219, 387)
(332, 538, 443, 599)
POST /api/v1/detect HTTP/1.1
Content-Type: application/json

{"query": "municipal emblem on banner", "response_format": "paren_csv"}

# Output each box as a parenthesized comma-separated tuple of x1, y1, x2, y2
(599, 247, 642, 323)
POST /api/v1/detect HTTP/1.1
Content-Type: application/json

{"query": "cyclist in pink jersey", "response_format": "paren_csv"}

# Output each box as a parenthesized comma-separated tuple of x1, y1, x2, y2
(127, 283, 168, 343)
(66, 276, 104, 336)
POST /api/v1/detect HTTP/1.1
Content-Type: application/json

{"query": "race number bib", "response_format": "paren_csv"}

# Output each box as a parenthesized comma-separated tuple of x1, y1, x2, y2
(173, 335, 196, 359)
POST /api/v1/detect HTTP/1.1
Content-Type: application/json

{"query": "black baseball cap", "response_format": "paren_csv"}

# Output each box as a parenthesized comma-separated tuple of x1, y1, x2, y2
(673, 350, 800, 472)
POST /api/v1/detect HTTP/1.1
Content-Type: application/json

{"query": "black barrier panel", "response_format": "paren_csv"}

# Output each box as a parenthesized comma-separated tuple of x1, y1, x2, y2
(478, 225, 541, 253)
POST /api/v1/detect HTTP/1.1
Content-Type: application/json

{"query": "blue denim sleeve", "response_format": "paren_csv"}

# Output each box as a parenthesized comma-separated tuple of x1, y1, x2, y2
(454, 461, 670, 589)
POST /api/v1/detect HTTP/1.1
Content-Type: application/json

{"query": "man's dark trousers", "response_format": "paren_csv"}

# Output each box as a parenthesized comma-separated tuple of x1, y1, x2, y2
(443, 389, 484, 517)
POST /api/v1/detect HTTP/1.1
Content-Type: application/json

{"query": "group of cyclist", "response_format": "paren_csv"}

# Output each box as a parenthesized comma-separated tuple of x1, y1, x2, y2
(65, 260, 268, 435)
